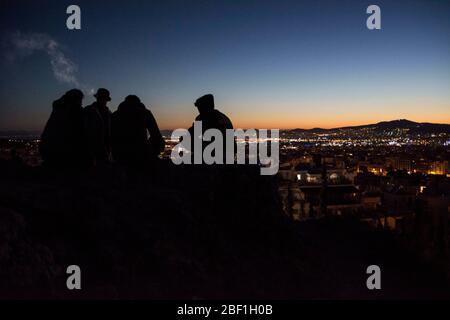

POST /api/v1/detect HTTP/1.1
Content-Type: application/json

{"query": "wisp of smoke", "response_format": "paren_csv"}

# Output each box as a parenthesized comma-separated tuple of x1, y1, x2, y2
(4, 31, 80, 87)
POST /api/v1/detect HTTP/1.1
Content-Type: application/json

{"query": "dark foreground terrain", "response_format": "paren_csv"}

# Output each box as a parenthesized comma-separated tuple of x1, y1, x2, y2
(0, 160, 449, 299)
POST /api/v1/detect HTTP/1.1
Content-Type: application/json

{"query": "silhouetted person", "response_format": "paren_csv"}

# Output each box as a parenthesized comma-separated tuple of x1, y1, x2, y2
(111, 95, 165, 167)
(84, 88, 112, 166)
(40, 89, 87, 168)
(189, 94, 233, 134)
(187, 94, 234, 161)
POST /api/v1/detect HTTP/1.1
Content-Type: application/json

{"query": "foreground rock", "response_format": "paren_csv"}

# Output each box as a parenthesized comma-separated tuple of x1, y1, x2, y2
(0, 160, 449, 299)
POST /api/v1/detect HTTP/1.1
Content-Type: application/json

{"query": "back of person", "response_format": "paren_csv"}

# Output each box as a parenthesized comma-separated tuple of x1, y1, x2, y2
(84, 103, 109, 162)
(83, 88, 113, 166)
(111, 95, 164, 166)
(40, 89, 87, 168)
(186, 94, 234, 163)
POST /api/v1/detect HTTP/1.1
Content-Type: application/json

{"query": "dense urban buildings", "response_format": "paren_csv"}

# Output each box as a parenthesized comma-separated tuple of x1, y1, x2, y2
(277, 120, 449, 271)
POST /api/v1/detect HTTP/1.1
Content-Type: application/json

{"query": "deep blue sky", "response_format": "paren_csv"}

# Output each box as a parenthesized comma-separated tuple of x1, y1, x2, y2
(1, 0, 449, 130)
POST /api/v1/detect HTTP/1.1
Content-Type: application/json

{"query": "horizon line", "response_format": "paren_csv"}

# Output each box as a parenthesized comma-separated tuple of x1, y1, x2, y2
(2, 118, 450, 134)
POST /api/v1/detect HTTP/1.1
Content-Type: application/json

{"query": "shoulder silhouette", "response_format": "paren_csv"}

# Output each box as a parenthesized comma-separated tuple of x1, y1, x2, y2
(111, 95, 165, 167)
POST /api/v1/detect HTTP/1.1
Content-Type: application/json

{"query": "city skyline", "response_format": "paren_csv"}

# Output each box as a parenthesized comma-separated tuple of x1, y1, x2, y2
(1, 0, 450, 131)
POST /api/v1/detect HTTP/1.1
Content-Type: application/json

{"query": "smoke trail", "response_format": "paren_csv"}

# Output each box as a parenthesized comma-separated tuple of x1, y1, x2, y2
(4, 31, 80, 87)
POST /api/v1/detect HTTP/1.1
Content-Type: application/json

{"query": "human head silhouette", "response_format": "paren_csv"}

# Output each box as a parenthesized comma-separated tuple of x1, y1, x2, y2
(194, 94, 214, 115)
(94, 88, 111, 106)
(63, 89, 84, 107)
(125, 95, 141, 104)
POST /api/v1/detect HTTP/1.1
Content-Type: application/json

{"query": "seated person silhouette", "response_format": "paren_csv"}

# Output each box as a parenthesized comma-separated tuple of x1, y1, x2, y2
(111, 95, 165, 167)
(40, 89, 88, 169)
(84, 88, 112, 166)
(187, 94, 234, 163)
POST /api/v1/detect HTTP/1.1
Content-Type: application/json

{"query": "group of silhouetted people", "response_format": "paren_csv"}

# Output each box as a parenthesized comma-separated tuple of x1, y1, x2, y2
(40, 88, 233, 170)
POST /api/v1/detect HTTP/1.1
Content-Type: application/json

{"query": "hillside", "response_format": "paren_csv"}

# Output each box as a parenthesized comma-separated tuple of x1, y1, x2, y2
(288, 119, 450, 134)
(0, 160, 449, 299)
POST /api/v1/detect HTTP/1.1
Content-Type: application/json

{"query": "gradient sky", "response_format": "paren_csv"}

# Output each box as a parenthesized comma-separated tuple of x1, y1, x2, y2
(1, 0, 449, 131)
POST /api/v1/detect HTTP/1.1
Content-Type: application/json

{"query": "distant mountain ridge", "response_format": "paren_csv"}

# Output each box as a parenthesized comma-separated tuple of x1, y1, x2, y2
(1, 120, 450, 137)
(288, 119, 450, 134)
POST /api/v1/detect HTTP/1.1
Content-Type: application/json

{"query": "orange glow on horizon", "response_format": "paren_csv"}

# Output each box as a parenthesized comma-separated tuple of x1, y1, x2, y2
(159, 115, 450, 130)
(156, 100, 450, 130)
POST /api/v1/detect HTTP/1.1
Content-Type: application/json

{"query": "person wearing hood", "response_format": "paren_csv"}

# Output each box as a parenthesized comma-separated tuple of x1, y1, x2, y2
(84, 88, 112, 166)
(40, 89, 88, 168)
(186, 94, 234, 162)
(111, 95, 165, 167)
